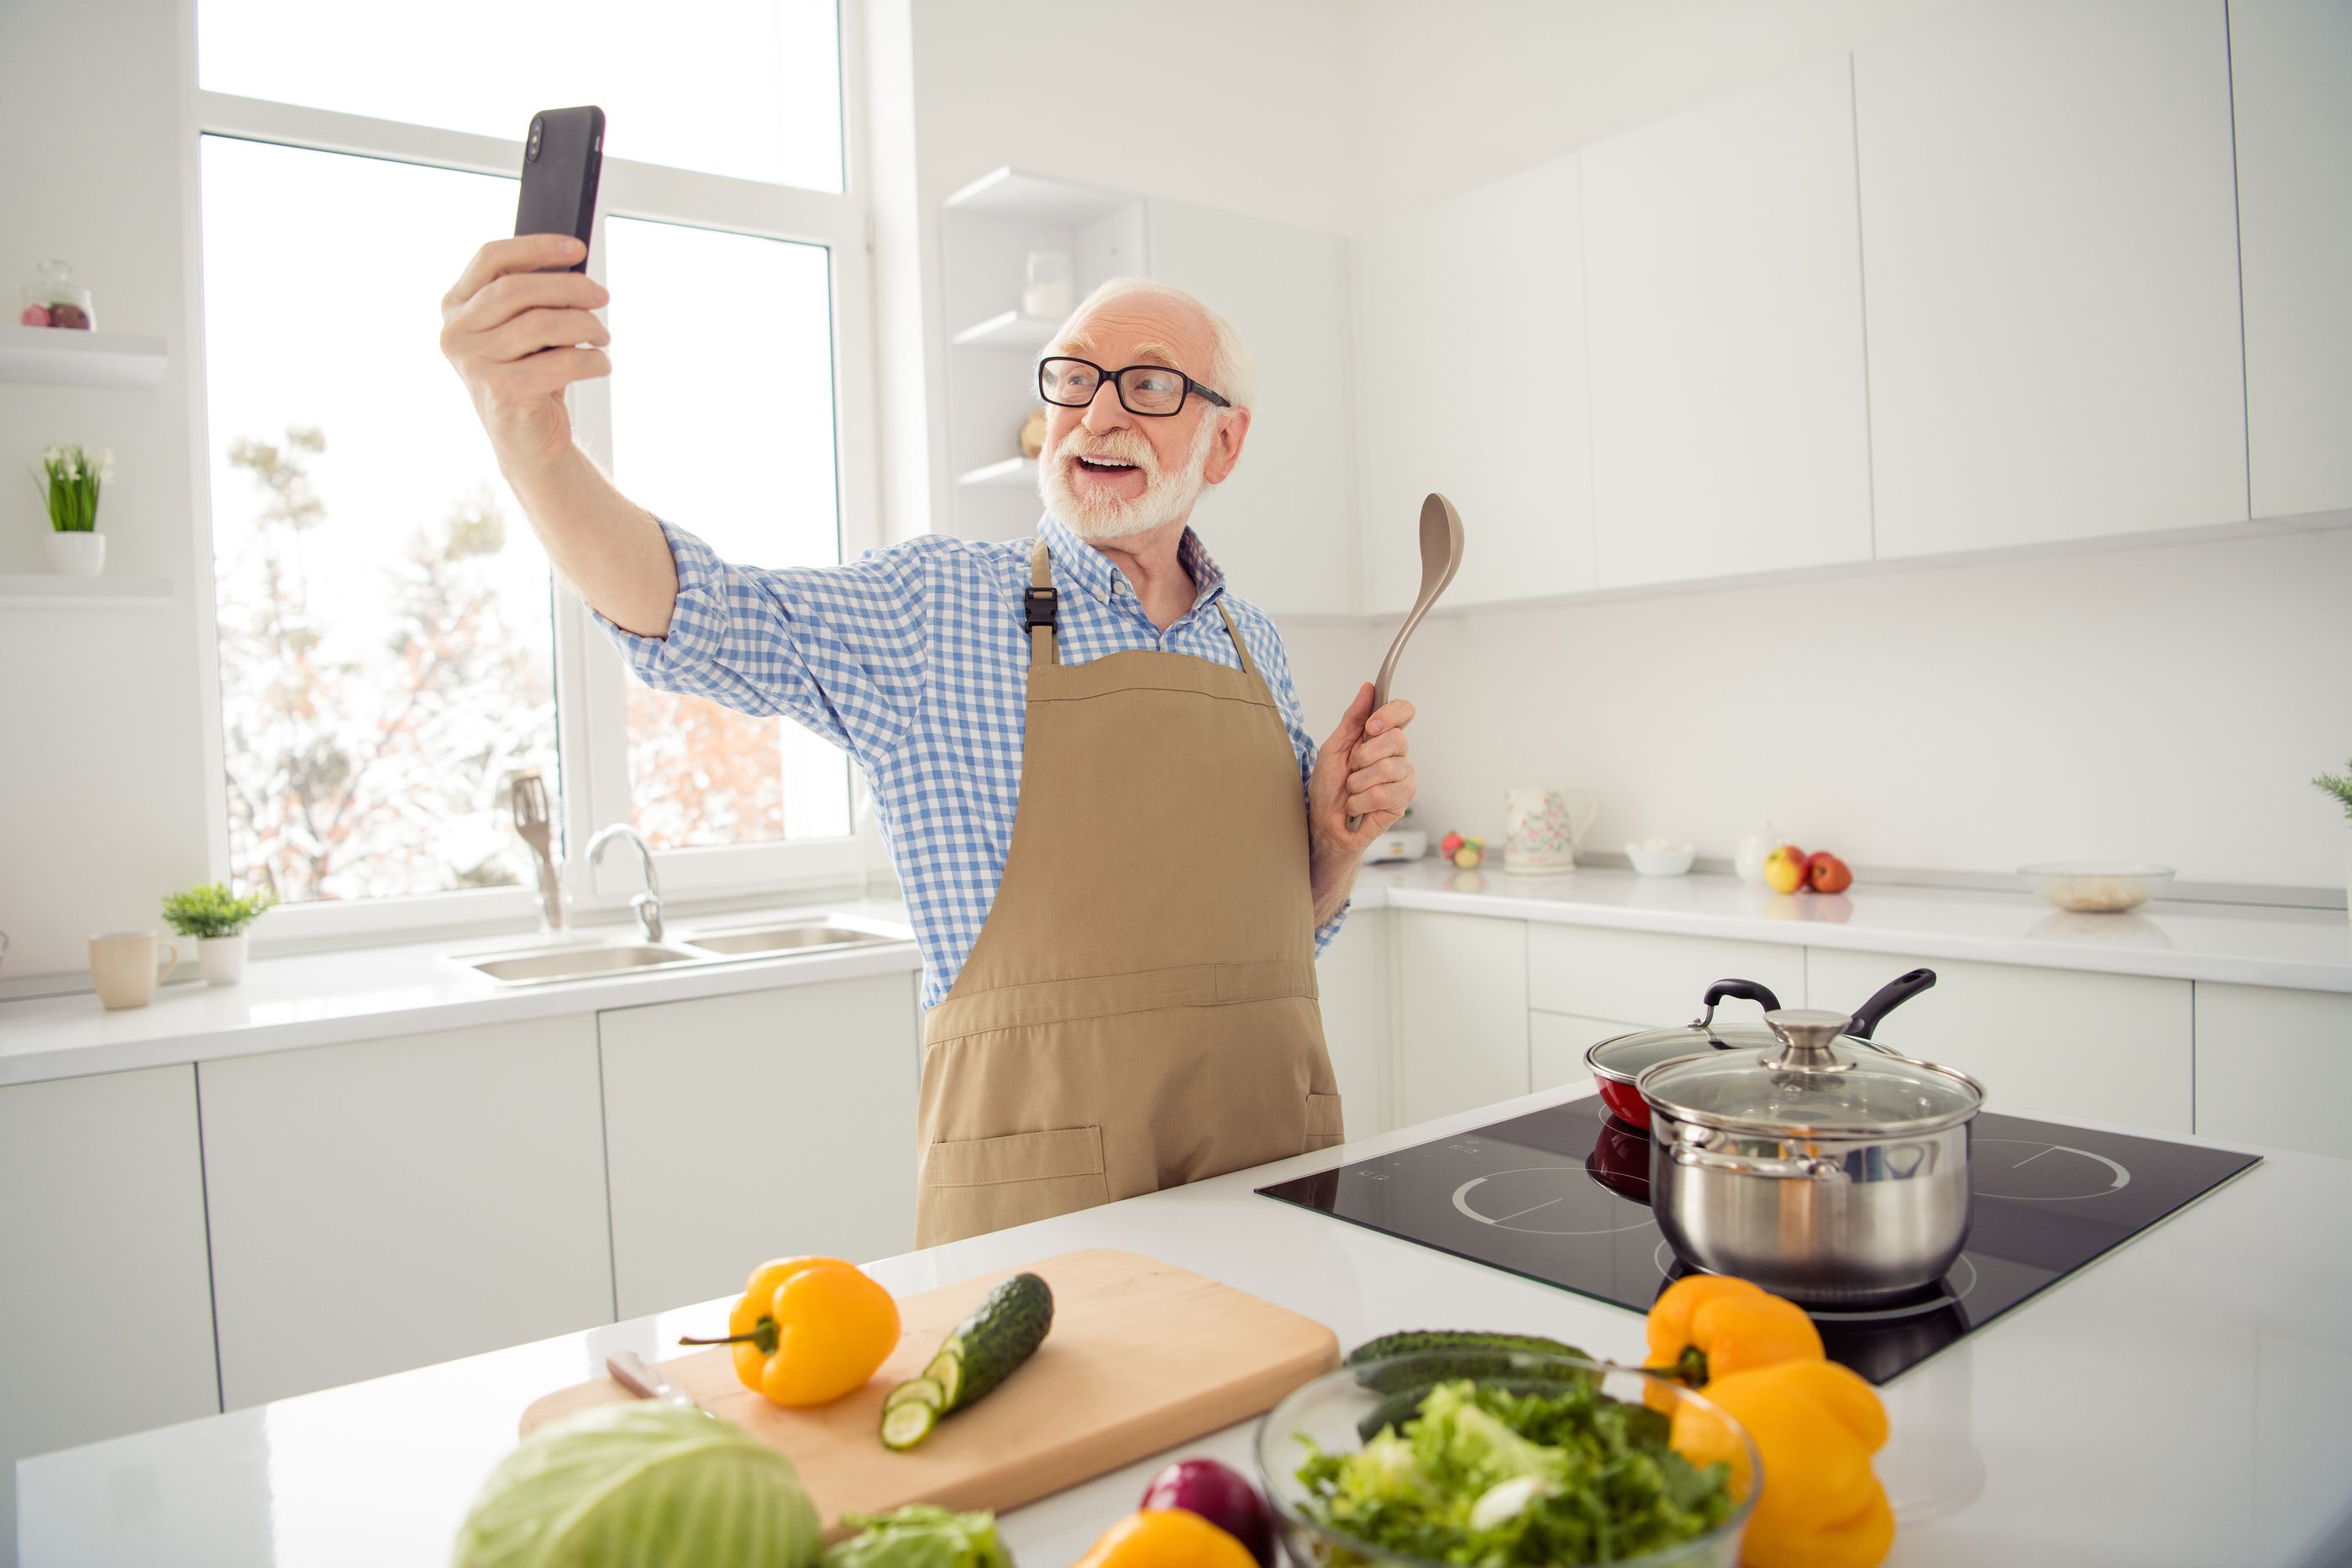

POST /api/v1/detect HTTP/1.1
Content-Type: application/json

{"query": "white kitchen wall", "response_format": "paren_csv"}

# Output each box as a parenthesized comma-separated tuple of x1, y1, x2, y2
(1378, 527, 2352, 890)
(0, 0, 216, 979)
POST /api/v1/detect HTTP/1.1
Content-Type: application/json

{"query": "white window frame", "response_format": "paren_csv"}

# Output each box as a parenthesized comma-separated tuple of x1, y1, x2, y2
(174, 0, 881, 950)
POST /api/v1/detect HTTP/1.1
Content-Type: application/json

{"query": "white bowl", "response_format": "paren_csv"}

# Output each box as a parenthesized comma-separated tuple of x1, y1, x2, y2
(1626, 841, 1696, 877)
(2018, 862, 2175, 914)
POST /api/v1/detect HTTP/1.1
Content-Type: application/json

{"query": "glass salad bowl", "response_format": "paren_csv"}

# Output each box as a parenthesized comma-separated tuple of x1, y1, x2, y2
(1254, 1350, 1757, 1568)
(2018, 861, 2175, 914)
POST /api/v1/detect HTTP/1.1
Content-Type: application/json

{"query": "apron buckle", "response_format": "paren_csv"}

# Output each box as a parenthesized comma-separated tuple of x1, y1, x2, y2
(1023, 586, 1058, 629)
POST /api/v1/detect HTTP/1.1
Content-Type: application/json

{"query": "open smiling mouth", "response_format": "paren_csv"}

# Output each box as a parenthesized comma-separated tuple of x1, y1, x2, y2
(1074, 455, 1142, 477)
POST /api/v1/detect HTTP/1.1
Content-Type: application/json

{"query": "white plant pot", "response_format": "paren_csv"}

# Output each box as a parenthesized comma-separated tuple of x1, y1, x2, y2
(197, 932, 249, 986)
(45, 531, 106, 576)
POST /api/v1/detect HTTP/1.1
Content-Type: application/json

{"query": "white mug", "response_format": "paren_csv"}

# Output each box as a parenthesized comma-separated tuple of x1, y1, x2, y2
(89, 931, 179, 1010)
(1504, 785, 1598, 874)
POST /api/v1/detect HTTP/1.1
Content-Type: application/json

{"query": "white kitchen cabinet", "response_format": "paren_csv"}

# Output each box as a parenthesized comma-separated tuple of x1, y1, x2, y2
(1806, 948, 2192, 1130)
(598, 973, 921, 1319)
(1855, 0, 2247, 557)
(1526, 924, 1808, 1028)
(1351, 155, 1593, 613)
(0, 1067, 218, 1560)
(1395, 910, 1528, 1123)
(1529, 1010, 1635, 1093)
(1583, 57, 1872, 590)
(1149, 200, 1360, 617)
(1315, 906, 1394, 1138)
(200, 1016, 613, 1409)
(2229, 0, 2352, 519)
(2193, 983, 2352, 1159)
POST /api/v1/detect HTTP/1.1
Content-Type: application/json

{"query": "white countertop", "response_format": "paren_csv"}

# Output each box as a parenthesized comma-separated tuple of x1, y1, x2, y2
(3, 867, 2344, 1088)
(17, 1082, 2352, 1567)
(0, 898, 921, 1087)
(1361, 860, 2352, 994)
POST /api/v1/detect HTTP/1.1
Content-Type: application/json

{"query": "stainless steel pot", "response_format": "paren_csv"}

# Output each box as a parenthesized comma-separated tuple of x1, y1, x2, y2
(1639, 1008, 1986, 1306)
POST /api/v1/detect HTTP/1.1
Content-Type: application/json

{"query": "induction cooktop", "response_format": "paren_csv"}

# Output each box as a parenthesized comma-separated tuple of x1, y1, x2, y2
(1257, 1097, 2260, 1383)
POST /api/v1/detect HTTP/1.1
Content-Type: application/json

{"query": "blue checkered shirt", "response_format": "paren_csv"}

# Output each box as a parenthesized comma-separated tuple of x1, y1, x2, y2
(600, 512, 1345, 1006)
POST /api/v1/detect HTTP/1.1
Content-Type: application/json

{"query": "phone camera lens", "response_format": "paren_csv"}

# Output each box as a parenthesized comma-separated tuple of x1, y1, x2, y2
(528, 121, 543, 160)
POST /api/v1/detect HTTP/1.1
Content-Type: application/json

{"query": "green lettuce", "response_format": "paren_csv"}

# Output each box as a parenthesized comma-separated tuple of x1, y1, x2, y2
(1296, 1379, 1733, 1565)
(452, 1403, 822, 1568)
(822, 1505, 1016, 1568)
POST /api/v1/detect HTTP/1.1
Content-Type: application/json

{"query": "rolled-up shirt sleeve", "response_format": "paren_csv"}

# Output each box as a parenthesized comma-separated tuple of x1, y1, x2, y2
(594, 519, 935, 772)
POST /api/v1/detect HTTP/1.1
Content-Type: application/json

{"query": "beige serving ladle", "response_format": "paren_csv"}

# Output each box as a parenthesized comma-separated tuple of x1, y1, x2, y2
(1352, 491, 1465, 829)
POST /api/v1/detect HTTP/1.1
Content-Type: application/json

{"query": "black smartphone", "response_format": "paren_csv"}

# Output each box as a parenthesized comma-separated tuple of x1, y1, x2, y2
(514, 106, 605, 271)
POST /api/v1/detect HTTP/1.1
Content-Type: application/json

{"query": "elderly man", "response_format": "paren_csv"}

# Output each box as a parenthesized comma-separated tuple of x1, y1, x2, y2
(440, 233, 1417, 1243)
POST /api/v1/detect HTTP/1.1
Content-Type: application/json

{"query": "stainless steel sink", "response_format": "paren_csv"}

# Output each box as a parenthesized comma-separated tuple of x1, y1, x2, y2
(681, 917, 907, 957)
(458, 942, 706, 984)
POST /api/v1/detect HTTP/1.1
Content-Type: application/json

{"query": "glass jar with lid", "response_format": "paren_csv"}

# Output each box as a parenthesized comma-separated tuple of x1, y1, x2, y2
(21, 260, 95, 330)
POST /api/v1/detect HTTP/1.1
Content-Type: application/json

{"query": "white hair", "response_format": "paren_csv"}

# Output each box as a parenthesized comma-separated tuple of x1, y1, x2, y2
(1047, 277, 1258, 414)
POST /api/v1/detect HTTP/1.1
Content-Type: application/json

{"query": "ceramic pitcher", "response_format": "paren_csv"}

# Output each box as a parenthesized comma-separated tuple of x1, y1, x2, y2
(1504, 785, 1598, 874)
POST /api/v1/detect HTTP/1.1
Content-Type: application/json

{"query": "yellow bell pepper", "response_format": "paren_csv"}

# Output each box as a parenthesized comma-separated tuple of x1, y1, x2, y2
(1073, 1509, 1258, 1568)
(1646, 1275, 1824, 1387)
(1671, 1359, 1894, 1568)
(679, 1255, 901, 1407)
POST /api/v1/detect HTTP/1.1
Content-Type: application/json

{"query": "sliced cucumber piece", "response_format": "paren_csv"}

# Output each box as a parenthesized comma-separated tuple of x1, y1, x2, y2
(879, 1398, 937, 1450)
(883, 1377, 944, 1413)
(922, 1349, 964, 1407)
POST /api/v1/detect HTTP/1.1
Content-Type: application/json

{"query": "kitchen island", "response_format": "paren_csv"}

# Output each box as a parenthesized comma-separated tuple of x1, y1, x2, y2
(18, 1080, 2352, 1568)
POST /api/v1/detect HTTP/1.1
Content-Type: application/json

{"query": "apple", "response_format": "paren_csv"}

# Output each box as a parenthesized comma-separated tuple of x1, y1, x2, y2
(1762, 844, 1809, 894)
(1809, 852, 1853, 894)
(1440, 831, 1465, 857)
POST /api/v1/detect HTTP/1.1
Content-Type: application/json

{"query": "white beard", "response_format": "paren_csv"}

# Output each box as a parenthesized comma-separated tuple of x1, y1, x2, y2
(1038, 412, 1221, 541)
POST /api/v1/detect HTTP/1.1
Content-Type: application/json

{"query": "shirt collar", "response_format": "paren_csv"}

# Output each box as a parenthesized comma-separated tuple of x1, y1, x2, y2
(1036, 511, 1227, 614)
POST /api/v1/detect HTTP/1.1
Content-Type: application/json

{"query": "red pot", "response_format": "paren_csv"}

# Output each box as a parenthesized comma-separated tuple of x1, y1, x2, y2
(1584, 970, 1935, 1134)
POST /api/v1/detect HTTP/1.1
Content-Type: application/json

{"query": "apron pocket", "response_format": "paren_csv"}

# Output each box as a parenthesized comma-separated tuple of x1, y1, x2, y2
(921, 1125, 1110, 1240)
(1305, 1092, 1347, 1151)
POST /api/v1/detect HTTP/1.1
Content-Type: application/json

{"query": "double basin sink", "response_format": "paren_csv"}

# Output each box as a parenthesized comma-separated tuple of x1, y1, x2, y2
(454, 915, 911, 986)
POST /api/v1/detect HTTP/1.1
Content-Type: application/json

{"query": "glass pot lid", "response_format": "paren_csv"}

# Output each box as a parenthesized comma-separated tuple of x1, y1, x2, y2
(1586, 1021, 1894, 1084)
(1635, 1009, 1984, 1138)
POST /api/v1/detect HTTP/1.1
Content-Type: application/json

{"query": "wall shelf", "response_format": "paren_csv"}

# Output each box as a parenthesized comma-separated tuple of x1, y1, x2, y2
(0, 328, 169, 390)
(942, 166, 1136, 227)
(955, 457, 1037, 489)
(0, 573, 175, 608)
(949, 309, 1061, 352)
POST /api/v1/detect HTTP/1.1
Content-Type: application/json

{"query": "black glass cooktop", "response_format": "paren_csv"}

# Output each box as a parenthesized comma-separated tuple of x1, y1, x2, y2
(1258, 1098, 2260, 1383)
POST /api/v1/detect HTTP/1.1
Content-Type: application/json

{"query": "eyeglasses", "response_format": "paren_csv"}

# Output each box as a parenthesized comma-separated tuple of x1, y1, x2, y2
(1037, 356, 1230, 417)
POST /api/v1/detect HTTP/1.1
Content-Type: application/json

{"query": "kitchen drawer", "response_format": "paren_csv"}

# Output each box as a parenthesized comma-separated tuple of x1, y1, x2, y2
(1526, 925, 1806, 1029)
(1396, 910, 1529, 1124)
(1530, 1010, 1639, 1093)
(1806, 948, 2192, 1130)
(201, 1015, 614, 1409)
(2194, 983, 2352, 1159)
(600, 973, 921, 1320)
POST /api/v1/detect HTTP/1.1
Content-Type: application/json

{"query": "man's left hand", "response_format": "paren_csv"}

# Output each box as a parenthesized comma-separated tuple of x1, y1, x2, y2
(1310, 681, 1418, 861)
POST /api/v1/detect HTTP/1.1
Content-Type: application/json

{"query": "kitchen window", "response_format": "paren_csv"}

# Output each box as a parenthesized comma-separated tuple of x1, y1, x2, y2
(189, 0, 874, 939)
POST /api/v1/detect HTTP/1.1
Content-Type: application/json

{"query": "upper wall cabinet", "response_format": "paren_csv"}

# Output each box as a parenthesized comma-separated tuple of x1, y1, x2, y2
(1150, 201, 1360, 617)
(1583, 58, 1873, 590)
(2229, 0, 2352, 520)
(1855, 0, 2247, 558)
(1352, 155, 1593, 613)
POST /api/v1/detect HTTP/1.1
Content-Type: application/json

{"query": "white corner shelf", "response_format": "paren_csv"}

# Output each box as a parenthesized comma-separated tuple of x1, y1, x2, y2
(0, 573, 176, 608)
(0, 327, 169, 390)
(955, 457, 1037, 489)
(949, 310, 1062, 352)
(942, 166, 1136, 227)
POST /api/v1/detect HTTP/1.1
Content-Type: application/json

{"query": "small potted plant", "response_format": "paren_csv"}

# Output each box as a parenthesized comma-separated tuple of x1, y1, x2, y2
(2317, 758, 2352, 921)
(160, 883, 276, 986)
(34, 443, 113, 575)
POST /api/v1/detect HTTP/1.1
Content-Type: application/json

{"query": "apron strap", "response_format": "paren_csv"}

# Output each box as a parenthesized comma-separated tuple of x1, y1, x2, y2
(1214, 600, 1258, 679)
(1025, 539, 1059, 667)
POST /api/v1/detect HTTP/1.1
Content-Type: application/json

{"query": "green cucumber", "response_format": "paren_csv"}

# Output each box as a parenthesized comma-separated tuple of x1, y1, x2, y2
(922, 1349, 963, 1408)
(879, 1398, 937, 1450)
(1344, 1330, 1593, 1394)
(879, 1272, 1053, 1450)
(882, 1377, 944, 1413)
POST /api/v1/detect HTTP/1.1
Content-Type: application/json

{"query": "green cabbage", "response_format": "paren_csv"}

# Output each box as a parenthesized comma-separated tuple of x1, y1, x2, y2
(452, 1403, 823, 1568)
(821, 1505, 1016, 1568)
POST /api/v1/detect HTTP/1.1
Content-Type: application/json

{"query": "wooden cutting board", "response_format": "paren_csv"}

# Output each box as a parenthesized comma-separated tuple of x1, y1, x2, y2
(521, 1250, 1337, 1538)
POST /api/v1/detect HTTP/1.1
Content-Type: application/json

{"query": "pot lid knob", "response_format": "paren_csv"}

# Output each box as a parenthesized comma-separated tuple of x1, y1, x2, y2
(1763, 1008, 1853, 1069)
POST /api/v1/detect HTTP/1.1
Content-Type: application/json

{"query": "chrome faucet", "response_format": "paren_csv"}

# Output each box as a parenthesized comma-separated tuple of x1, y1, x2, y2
(585, 824, 664, 942)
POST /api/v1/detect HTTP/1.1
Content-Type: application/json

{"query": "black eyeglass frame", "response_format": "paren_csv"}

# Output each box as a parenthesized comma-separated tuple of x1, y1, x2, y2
(1037, 356, 1231, 417)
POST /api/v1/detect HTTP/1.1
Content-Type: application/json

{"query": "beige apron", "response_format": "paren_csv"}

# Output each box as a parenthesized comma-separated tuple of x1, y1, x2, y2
(913, 539, 1344, 1246)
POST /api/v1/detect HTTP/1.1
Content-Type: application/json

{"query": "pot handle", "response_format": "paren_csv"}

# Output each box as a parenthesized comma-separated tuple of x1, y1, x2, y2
(1692, 978, 1783, 1030)
(1848, 968, 1937, 1041)
(1671, 1144, 1845, 1182)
